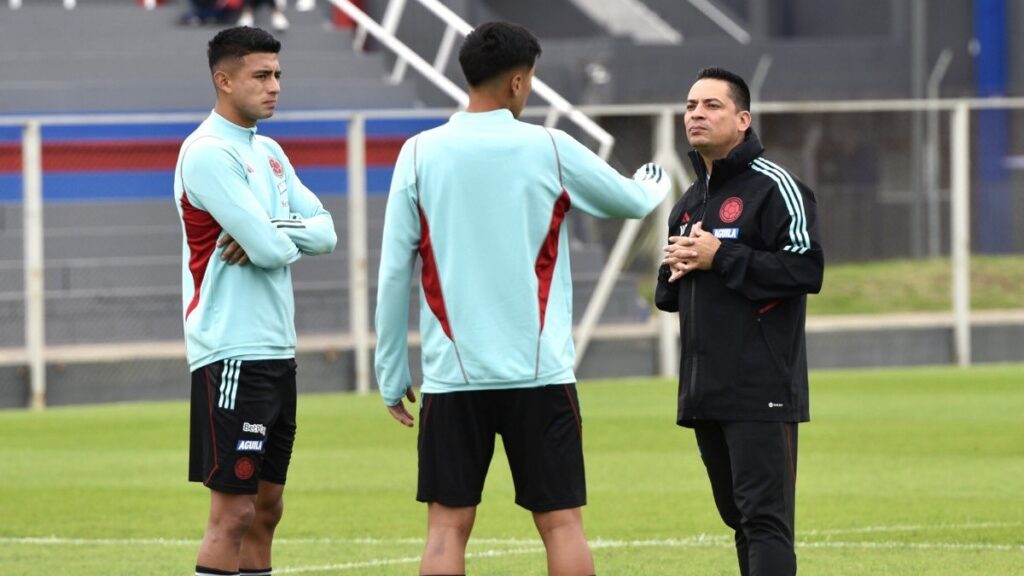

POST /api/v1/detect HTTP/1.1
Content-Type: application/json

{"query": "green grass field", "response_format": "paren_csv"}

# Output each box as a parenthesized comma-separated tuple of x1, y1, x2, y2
(638, 255, 1024, 315)
(2, 365, 1023, 575)
(807, 255, 1024, 315)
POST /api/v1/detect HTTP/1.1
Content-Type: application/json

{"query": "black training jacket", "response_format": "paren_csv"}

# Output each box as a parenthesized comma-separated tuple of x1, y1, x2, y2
(655, 130, 824, 426)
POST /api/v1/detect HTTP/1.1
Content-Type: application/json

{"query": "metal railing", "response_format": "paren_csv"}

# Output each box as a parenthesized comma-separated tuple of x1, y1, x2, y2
(332, 0, 615, 158)
(7, 0, 159, 10)
(327, 0, 644, 379)
(4, 97, 1024, 407)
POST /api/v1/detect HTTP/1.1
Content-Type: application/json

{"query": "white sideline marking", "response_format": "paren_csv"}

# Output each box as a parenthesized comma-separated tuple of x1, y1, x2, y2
(0, 536, 199, 546)
(2, 521, 1021, 574)
(1, 521, 1021, 548)
(277, 538, 1024, 574)
(274, 554, 421, 573)
(803, 520, 1024, 537)
(275, 547, 547, 574)
(801, 541, 1024, 552)
(2, 520, 1024, 545)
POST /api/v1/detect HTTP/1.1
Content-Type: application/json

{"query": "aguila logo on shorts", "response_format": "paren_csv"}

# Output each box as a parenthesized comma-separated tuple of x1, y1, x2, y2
(720, 197, 743, 223)
(242, 422, 267, 436)
(236, 439, 264, 452)
(268, 157, 285, 178)
(235, 456, 256, 480)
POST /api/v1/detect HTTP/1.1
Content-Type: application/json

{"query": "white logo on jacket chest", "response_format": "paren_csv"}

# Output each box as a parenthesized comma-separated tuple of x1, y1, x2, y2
(714, 228, 739, 239)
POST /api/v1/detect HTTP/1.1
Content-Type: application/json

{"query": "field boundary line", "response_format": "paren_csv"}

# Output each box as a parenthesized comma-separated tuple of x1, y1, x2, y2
(268, 538, 1024, 574)
(275, 546, 547, 574)
(4, 532, 1021, 575)
(804, 520, 1024, 537)
(2, 521, 1021, 548)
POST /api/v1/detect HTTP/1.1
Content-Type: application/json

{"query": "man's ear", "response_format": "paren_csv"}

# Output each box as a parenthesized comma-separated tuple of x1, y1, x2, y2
(510, 71, 523, 96)
(213, 69, 232, 94)
(737, 110, 752, 132)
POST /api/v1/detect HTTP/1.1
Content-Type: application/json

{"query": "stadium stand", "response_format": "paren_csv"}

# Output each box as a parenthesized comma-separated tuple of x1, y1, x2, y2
(0, 1, 419, 112)
(0, 1, 655, 365)
(2, 0, 1023, 407)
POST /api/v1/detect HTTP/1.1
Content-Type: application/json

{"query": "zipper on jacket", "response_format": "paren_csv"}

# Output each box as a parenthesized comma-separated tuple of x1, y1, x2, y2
(684, 175, 709, 414)
(687, 277, 698, 409)
(756, 305, 790, 377)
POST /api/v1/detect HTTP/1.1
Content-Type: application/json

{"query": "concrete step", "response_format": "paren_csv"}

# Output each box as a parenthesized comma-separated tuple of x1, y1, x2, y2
(0, 3, 420, 113)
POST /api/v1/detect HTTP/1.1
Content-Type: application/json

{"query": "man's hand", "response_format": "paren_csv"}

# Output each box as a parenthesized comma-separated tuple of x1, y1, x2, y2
(662, 222, 720, 282)
(218, 234, 249, 266)
(386, 387, 417, 427)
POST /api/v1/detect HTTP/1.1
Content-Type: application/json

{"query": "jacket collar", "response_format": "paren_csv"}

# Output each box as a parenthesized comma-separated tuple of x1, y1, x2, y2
(688, 128, 765, 184)
(449, 109, 515, 125)
(208, 110, 258, 144)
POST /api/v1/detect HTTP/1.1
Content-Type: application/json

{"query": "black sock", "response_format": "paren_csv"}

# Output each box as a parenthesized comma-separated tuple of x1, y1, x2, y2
(195, 566, 238, 576)
(240, 569, 272, 576)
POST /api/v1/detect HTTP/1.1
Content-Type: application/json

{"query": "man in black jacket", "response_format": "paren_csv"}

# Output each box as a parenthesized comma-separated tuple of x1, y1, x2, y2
(656, 67, 824, 576)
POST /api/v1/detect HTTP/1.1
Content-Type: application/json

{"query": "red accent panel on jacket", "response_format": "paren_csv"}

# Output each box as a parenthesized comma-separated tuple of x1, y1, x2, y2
(535, 190, 572, 331)
(417, 204, 453, 340)
(180, 193, 222, 319)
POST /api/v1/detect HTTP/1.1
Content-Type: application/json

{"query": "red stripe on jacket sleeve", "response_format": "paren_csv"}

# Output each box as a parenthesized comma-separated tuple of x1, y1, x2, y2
(180, 193, 222, 319)
(535, 190, 572, 331)
(417, 204, 454, 340)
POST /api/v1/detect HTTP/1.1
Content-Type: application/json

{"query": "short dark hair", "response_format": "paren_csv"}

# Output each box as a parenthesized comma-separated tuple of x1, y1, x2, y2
(458, 21, 542, 87)
(207, 26, 281, 72)
(697, 67, 751, 112)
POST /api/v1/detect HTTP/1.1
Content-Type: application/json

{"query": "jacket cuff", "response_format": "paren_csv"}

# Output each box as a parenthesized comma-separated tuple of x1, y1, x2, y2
(711, 241, 746, 278)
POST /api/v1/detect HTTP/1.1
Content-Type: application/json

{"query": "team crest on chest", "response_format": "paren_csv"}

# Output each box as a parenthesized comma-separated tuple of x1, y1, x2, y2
(719, 197, 743, 223)
(268, 156, 285, 178)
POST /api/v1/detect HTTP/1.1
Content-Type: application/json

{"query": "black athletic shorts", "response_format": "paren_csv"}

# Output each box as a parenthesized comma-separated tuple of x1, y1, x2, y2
(189, 358, 297, 494)
(416, 383, 586, 512)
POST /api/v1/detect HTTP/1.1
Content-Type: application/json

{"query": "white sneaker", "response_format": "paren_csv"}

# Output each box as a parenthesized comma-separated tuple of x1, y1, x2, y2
(271, 10, 290, 31)
(237, 10, 254, 27)
(296, 0, 315, 11)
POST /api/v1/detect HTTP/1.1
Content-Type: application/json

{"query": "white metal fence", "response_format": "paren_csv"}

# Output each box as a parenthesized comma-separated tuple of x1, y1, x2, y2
(7, 0, 161, 8)
(2, 98, 1024, 408)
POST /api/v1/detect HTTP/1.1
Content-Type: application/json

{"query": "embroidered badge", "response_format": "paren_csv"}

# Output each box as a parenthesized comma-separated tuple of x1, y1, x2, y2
(719, 197, 743, 224)
(268, 157, 285, 179)
(235, 456, 256, 480)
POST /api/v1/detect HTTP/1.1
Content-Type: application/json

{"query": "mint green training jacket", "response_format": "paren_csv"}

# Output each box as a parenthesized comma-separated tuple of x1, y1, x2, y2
(174, 111, 336, 371)
(374, 109, 665, 406)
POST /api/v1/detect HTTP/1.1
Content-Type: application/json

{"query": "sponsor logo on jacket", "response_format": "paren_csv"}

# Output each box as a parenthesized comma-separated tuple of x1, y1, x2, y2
(242, 422, 267, 436)
(236, 439, 265, 452)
